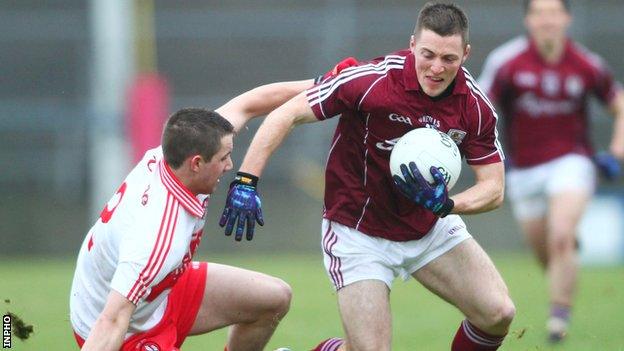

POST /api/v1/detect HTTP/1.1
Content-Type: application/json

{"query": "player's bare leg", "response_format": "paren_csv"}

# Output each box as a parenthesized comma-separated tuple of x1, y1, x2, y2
(412, 238, 515, 349)
(547, 190, 589, 306)
(335, 279, 392, 351)
(189, 263, 292, 351)
(519, 216, 549, 268)
(545, 190, 591, 341)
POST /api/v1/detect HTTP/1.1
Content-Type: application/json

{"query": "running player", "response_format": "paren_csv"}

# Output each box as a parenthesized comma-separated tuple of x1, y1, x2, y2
(221, 2, 515, 350)
(478, 0, 624, 342)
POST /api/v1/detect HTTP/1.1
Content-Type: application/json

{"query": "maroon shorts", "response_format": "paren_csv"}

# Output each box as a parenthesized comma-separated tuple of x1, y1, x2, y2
(74, 262, 207, 351)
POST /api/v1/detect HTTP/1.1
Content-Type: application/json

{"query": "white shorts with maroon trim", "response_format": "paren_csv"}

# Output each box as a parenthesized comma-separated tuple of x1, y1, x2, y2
(321, 215, 471, 290)
(507, 153, 596, 220)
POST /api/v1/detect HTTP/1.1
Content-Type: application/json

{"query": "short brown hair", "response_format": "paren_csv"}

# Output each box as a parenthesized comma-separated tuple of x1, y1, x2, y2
(414, 2, 469, 46)
(524, 0, 570, 14)
(162, 108, 234, 169)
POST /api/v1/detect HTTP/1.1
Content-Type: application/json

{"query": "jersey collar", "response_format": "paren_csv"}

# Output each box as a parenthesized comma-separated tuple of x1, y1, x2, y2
(527, 37, 572, 66)
(402, 51, 469, 96)
(159, 161, 206, 218)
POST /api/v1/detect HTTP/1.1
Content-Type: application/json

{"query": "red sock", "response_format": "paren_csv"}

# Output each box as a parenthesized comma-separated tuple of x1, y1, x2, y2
(311, 337, 344, 351)
(452, 320, 506, 350)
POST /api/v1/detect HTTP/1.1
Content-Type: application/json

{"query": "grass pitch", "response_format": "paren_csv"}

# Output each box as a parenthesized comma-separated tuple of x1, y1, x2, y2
(1, 252, 623, 351)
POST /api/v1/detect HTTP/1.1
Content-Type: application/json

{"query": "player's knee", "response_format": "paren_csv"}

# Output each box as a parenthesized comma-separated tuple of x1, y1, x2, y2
(548, 228, 576, 255)
(481, 296, 516, 330)
(266, 277, 292, 318)
(499, 298, 516, 327)
(493, 297, 516, 329)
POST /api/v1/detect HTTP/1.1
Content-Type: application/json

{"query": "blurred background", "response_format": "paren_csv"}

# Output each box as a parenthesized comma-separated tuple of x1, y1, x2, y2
(2, 1, 624, 350)
(1, 0, 623, 261)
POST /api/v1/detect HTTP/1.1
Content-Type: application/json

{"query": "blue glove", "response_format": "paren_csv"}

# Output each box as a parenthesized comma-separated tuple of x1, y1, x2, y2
(594, 152, 621, 181)
(219, 172, 264, 241)
(392, 162, 454, 217)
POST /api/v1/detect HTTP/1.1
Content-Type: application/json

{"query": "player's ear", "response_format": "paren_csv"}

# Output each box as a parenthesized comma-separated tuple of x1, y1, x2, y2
(189, 155, 203, 172)
(462, 44, 471, 64)
(409, 34, 416, 51)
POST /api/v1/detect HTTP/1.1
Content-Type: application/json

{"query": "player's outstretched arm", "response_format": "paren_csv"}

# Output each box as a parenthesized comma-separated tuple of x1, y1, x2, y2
(608, 91, 624, 159)
(214, 57, 359, 133)
(81, 290, 136, 351)
(219, 92, 318, 241)
(240, 92, 317, 176)
(215, 79, 314, 133)
(449, 161, 505, 215)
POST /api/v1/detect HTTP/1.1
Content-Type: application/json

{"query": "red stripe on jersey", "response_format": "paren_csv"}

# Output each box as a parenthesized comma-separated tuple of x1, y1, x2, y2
(87, 233, 94, 251)
(159, 161, 204, 218)
(127, 194, 178, 303)
(127, 194, 172, 303)
(133, 200, 179, 302)
(130, 198, 176, 303)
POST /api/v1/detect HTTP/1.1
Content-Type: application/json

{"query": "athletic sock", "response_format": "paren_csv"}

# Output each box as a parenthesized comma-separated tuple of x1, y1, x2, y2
(549, 303, 571, 323)
(451, 319, 506, 351)
(311, 337, 344, 351)
(547, 303, 571, 342)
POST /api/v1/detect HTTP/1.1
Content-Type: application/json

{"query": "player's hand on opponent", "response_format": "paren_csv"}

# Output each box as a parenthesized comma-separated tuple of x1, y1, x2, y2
(594, 151, 621, 181)
(393, 162, 454, 217)
(330, 57, 359, 75)
(220, 172, 264, 241)
(314, 57, 359, 84)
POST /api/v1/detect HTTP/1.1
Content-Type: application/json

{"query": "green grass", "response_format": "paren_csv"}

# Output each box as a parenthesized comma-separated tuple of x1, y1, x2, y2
(1, 253, 623, 350)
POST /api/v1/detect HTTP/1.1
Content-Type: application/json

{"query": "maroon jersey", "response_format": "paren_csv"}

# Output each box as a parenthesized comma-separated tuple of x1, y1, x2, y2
(306, 50, 504, 241)
(479, 36, 622, 167)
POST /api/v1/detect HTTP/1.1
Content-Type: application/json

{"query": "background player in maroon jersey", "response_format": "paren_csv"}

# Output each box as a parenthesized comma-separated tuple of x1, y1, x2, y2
(478, 0, 624, 343)
(221, 2, 515, 350)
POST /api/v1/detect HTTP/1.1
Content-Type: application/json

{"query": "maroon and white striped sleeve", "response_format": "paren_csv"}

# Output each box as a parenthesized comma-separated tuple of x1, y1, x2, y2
(478, 36, 527, 105)
(305, 55, 406, 120)
(588, 53, 623, 105)
(461, 68, 505, 165)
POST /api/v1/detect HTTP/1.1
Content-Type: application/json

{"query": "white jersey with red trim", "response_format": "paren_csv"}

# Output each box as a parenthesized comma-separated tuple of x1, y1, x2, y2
(70, 146, 208, 340)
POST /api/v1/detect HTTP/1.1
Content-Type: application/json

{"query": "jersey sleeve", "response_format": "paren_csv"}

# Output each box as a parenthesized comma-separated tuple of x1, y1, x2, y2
(589, 56, 623, 105)
(110, 195, 184, 305)
(305, 58, 399, 120)
(313, 57, 361, 85)
(462, 87, 505, 165)
(305, 68, 367, 120)
(478, 57, 511, 106)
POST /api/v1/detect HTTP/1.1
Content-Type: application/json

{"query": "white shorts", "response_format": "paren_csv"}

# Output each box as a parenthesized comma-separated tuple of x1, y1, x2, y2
(321, 215, 472, 290)
(507, 153, 596, 220)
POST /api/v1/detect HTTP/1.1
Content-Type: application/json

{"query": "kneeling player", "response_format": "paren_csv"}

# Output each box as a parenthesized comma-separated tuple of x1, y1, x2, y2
(69, 79, 313, 351)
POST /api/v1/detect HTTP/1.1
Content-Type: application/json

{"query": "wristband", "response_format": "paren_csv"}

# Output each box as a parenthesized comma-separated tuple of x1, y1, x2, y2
(233, 172, 259, 187)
